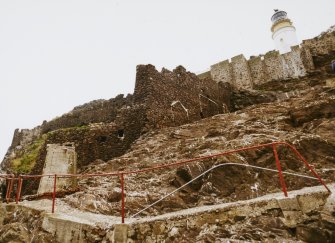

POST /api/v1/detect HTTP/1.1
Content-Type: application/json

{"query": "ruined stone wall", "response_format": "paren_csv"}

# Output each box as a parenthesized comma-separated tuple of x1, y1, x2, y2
(7, 122, 136, 196)
(44, 124, 129, 167)
(14, 103, 154, 180)
(115, 104, 148, 142)
(9, 127, 42, 151)
(0, 127, 42, 172)
(134, 65, 231, 128)
(3, 63, 231, 180)
(41, 94, 133, 134)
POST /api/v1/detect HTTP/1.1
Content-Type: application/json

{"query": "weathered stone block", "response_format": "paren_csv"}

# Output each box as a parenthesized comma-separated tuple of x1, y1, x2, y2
(38, 143, 77, 194)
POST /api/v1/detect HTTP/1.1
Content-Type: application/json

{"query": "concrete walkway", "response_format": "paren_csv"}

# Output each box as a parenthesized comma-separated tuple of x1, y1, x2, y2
(2, 183, 334, 242)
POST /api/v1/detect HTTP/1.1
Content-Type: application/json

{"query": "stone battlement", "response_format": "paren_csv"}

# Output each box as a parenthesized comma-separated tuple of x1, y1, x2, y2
(201, 31, 335, 89)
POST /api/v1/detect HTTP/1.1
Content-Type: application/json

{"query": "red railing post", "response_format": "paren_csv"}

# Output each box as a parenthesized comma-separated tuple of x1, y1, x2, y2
(0, 141, 328, 219)
(52, 174, 57, 213)
(272, 144, 288, 197)
(15, 176, 23, 204)
(6, 177, 14, 203)
(120, 173, 125, 223)
(284, 143, 331, 193)
(5, 178, 11, 203)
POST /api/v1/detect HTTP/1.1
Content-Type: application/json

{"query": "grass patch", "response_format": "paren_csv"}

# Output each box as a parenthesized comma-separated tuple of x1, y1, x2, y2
(12, 134, 47, 173)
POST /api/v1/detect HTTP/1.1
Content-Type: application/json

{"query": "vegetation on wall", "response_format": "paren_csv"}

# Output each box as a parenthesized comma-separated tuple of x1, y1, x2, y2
(11, 134, 47, 174)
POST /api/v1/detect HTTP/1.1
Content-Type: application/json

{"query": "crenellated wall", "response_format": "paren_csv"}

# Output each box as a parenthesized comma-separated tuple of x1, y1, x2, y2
(204, 31, 335, 89)
(231, 54, 253, 89)
(302, 31, 335, 56)
(210, 60, 233, 84)
(249, 55, 267, 86)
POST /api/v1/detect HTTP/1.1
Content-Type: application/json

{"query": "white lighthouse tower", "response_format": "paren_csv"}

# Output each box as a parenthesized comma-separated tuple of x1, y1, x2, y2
(271, 9, 299, 54)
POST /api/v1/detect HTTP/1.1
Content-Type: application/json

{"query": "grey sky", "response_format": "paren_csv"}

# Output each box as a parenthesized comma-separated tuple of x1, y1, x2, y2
(0, 0, 334, 160)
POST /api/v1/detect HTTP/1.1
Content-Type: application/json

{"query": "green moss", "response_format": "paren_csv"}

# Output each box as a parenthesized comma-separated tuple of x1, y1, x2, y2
(12, 134, 47, 174)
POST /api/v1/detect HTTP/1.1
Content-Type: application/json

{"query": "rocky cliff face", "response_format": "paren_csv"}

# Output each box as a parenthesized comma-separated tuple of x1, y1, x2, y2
(63, 73, 335, 215)
(60, 72, 334, 242)
(0, 35, 335, 241)
(1, 69, 334, 242)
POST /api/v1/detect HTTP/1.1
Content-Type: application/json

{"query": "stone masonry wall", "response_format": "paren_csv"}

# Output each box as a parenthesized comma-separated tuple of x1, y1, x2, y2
(3, 64, 231, 179)
(210, 60, 233, 84)
(281, 46, 307, 78)
(263, 50, 286, 81)
(19, 122, 138, 195)
(204, 29, 335, 89)
(300, 46, 315, 70)
(134, 65, 231, 128)
(41, 94, 133, 134)
(263, 47, 306, 82)
(44, 124, 128, 168)
(248, 56, 267, 86)
(231, 54, 253, 89)
(303, 32, 335, 56)
(0, 127, 42, 172)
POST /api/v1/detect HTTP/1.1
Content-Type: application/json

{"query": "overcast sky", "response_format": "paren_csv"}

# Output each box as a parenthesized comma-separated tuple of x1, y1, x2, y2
(0, 0, 334, 160)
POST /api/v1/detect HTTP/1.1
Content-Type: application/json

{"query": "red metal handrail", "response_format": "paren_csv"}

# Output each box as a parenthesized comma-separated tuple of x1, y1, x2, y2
(1, 174, 16, 203)
(272, 144, 288, 196)
(0, 174, 14, 178)
(130, 162, 321, 218)
(6, 141, 332, 224)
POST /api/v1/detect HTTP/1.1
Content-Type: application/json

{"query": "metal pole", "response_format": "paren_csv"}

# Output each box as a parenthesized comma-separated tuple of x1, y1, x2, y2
(272, 144, 288, 197)
(52, 174, 57, 213)
(120, 173, 125, 223)
(285, 143, 331, 193)
(5, 178, 11, 203)
(7, 177, 14, 203)
(15, 176, 23, 204)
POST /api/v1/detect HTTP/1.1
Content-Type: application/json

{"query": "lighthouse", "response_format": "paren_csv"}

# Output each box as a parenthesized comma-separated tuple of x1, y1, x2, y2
(271, 10, 299, 54)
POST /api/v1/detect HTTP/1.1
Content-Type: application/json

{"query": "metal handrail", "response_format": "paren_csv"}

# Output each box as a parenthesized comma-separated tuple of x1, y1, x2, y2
(130, 162, 319, 218)
(0, 174, 15, 203)
(4, 141, 332, 223)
